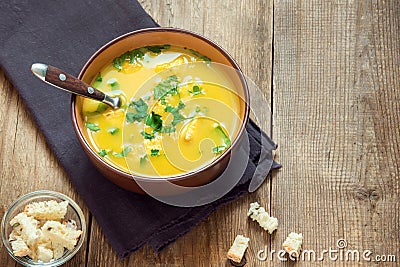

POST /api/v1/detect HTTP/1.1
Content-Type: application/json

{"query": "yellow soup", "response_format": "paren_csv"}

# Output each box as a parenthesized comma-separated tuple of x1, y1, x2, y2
(81, 45, 243, 177)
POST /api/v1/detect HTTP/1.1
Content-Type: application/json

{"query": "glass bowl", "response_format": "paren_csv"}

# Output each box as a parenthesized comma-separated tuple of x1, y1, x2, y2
(1, 190, 86, 267)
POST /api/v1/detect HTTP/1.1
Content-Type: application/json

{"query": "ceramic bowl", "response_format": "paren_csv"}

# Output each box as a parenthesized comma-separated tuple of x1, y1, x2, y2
(71, 27, 250, 195)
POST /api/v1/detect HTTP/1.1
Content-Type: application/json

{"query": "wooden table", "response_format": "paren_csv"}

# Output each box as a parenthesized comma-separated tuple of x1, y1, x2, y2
(1, 0, 399, 266)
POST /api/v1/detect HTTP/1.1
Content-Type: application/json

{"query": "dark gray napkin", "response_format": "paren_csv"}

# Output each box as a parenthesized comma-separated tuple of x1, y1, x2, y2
(0, 0, 280, 257)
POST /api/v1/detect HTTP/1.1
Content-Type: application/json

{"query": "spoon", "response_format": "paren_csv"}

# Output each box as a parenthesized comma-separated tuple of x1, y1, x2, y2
(31, 63, 121, 109)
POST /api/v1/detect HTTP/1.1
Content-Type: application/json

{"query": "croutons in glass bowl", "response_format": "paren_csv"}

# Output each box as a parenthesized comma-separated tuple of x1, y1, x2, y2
(1, 190, 86, 267)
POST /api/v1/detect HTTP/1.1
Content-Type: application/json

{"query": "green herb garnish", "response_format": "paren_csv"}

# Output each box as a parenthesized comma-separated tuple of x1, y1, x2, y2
(85, 122, 100, 132)
(145, 44, 171, 53)
(113, 45, 171, 71)
(96, 103, 109, 113)
(140, 155, 148, 166)
(95, 73, 102, 82)
(153, 75, 179, 100)
(115, 147, 132, 158)
(165, 101, 187, 126)
(145, 111, 163, 132)
(212, 145, 227, 154)
(126, 113, 146, 123)
(161, 125, 176, 133)
(92, 73, 103, 88)
(113, 51, 130, 71)
(108, 127, 119, 135)
(129, 48, 145, 62)
(212, 125, 231, 154)
(12, 223, 20, 228)
(98, 149, 107, 157)
(141, 131, 154, 139)
(188, 49, 211, 63)
(107, 78, 119, 90)
(150, 149, 160, 157)
(126, 98, 148, 123)
(129, 98, 148, 114)
(215, 125, 231, 146)
(188, 85, 204, 96)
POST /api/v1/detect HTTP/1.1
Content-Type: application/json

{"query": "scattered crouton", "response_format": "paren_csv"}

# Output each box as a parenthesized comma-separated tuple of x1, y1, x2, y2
(247, 202, 278, 234)
(283, 232, 303, 258)
(227, 235, 249, 263)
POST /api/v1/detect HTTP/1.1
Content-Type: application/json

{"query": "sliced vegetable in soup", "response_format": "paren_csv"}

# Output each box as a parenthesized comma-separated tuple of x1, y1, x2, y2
(80, 45, 243, 177)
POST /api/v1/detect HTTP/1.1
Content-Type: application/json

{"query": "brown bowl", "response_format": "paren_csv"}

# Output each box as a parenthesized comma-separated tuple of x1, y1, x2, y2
(71, 27, 250, 195)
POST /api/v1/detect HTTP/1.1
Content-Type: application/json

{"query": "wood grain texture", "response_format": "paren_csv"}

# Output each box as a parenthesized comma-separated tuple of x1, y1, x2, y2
(85, 0, 273, 266)
(273, 0, 399, 266)
(0, 70, 90, 266)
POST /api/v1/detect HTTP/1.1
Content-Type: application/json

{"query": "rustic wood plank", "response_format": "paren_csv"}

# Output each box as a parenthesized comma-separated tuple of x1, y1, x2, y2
(0, 70, 90, 267)
(86, 0, 274, 266)
(272, 0, 399, 265)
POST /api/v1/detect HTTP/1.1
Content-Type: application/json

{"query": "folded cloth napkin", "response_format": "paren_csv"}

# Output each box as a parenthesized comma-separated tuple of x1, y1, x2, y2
(0, 0, 280, 257)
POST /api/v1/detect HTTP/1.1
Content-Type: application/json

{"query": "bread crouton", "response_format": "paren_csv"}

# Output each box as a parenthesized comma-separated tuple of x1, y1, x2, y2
(36, 244, 53, 262)
(52, 242, 65, 259)
(247, 202, 278, 234)
(24, 200, 68, 221)
(283, 232, 303, 258)
(41, 220, 82, 250)
(227, 235, 249, 263)
(10, 236, 31, 257)
(9, 212, 40, 245)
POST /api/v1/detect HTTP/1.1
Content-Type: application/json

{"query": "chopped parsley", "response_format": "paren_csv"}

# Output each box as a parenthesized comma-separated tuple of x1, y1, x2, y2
(115, 147, 132, 158)
(96, 103, 109, 113)
(145, 44, 171, 53)
(212, 145, 227, 154)
(126, 98, 148, 123)
(85, 122, 100, 132)
(126, 113, 145, 123)
(129, 48, 145, 62)
(161, 125, 176, 133)
(107, 78, 119, 90)
(164, 101, 187, 126)
(212, 125, 231, 154)
(95, 73, 102, 82)
(188, 85, 204, 96)
(98, 149, 107, 157)
(129, 98, 148, 114)
(145, 111, 163, 132)
(113, 45, 171, 71)
(215, 125, 231, 146)
(93, 73, 103, 88)
(140, 155, 148, 166)
(153, 75, 179, 100)
(141, 131, 154, 139)
(108, 127, 119, 135)
(188, 49, 211, 63)
(150, 149, 160, 157)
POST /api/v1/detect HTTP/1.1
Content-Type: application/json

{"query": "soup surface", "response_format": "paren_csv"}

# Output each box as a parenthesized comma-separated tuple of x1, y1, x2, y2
(80, 45, 243, 177)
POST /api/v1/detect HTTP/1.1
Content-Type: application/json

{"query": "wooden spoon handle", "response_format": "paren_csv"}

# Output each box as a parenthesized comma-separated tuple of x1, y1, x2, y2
(32, 63, 105, 101)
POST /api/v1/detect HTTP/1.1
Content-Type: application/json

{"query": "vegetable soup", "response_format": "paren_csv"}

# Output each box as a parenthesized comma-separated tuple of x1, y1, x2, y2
(79, 45, 243, 177)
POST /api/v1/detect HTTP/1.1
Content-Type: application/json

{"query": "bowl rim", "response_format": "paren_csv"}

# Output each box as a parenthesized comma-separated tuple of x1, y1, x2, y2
(70, 27, 250, 182)
(1, 190, 86, 266)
